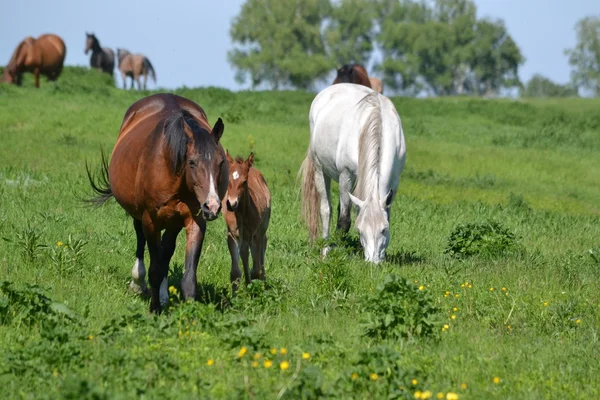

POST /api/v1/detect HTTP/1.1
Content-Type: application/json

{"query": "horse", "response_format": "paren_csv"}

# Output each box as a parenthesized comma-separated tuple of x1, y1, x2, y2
(369, 77, 384, 94)
(116, 48, 156, 90)
(85, 33, 115, 76)
(223, 152, 271, 294)
(87, 93, 228, 312)
(332, 64, 372, 88)
(300, 83, 406, 263)
(1, 34, 66, 88)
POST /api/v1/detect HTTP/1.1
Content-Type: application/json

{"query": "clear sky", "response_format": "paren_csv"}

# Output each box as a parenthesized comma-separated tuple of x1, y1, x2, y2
(1, 0, 598, 91)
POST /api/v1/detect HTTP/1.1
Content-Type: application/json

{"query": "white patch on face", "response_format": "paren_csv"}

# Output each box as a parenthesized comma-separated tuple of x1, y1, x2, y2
(232, 171, 239, 180)
(159, 277, 169, 306)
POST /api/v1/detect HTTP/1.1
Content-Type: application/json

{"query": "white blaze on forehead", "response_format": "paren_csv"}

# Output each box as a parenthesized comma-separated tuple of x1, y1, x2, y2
(208, 173, 219, 201)
(232, 171, 239, 180)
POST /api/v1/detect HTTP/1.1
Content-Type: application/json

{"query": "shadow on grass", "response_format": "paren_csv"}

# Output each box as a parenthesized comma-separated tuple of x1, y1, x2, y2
(385, 250, 426, 266)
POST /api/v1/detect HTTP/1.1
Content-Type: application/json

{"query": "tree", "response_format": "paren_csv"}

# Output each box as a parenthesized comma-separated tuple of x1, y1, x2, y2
(522, 74, 578, 98)
(325, 0, 376, 66)
(229, 0, 332, 89)
(565, 16, 600, 96)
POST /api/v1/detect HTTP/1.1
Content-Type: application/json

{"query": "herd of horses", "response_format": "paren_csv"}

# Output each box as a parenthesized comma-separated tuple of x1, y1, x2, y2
(86, 65, 401, 312)
(1, 32, 156, 89)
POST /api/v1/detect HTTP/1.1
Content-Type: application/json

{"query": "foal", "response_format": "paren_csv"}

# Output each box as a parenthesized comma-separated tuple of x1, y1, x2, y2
(223, 152, 271, 293)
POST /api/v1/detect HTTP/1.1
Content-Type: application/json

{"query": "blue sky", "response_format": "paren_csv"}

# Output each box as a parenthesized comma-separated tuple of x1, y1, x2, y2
(1, 0, 597, 91)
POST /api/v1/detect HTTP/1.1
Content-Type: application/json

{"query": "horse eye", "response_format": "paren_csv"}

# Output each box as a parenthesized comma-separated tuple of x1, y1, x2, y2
(188, 159, 197, 167)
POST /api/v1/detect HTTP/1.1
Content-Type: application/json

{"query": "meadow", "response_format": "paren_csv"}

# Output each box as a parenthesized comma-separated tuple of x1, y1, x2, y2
(0, 67, 599, 399)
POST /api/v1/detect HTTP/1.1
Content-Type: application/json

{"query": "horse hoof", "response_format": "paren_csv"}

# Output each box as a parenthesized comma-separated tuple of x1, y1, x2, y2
(129, 280, 149, 296)
(321, 246, 331, 258)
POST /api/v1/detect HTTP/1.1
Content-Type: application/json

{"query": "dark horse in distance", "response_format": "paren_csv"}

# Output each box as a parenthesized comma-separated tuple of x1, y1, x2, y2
(1, 34, 66, 88)
(85, 33, 115, 76)
(332, 64, 372, 89)
(87, 94, 229, 312)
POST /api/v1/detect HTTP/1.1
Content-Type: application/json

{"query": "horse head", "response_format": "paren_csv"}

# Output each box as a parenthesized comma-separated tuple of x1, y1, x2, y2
(349, 189, 393, 263)
(84, 32, 96, 54)
(166, 112, 226, 221)
(335, 64, 357, 84)
(225, 152, 253, 211)
(0, 67, 14, 84)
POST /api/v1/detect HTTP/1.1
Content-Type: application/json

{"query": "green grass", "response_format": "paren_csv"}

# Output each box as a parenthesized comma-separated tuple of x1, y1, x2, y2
(0, 67, 599, 399)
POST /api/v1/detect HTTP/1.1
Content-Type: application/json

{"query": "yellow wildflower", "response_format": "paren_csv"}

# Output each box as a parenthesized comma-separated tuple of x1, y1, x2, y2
(445, 291, 451, 296)
(253, 353, 262, 360)
(351, 372, 358, 380)
(206, 359, 214, 366)
(88, 335, 94, 340)
(446, 393, 459, 400)
(251, 361, 259, 368)
(493, 376, 500, 384)
(168, 286, 178, 295)
(489, 287, 494, 292)
(421, 390, 433, 399)
(237, 347, 248, 358)
(501, 287, 507, 292)
(468, 284, 472, 288)
(280, 347, 287, 355)
(576, 319, 581, 324)
(280, 361, 290, 371)
(460, 283, 465, 288)
(414, 391, 423, 399)
(453, 307, 458, 312)
(419, 285, 424, 291)
(412, 378, 418, 385)
(370, 373, 378, 381)
(460, 383, 467, 390)
(270, 348, 277, 355)
(56, 241, 64, 247)
(543, 302, 548, 307)
(264, 360, 273, 368)
(455, 294, 460, 298)
(302, 352, 310, 360)
(437, 393, 445, 399)
(451, 315, 456, 320)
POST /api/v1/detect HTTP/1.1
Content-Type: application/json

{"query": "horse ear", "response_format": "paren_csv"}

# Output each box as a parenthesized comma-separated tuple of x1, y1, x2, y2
(246, 153, 254, 168)
(226, 150, 233, 163)
(381, 189, 393, 209)
(213, 118, 224, 142)
(349, 193, 365, 209)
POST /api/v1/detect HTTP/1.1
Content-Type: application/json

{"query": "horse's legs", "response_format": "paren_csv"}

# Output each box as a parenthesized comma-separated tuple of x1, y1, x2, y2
(158, 228, 180, 305)
(143, 73, 148, 90)
(250, 233, 266, 281)
(143, 217, 163, 313)
(228, 233, 242, 295)
(121, 71, 127, 89)
(314, 167, 332, 256)
(34, 68, 40, 88)
(129, 218, 148, 295)
(181, 218, 206, 302)
(337, 170, 353, 233)
(240, 240, 251, 285)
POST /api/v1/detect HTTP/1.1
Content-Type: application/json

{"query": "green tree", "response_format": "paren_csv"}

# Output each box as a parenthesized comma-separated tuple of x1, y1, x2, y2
(565, 16, 600, 96)
(229, 0, 332, 89)
(522, 74, 578, 98)
(325, 0, 376, 66)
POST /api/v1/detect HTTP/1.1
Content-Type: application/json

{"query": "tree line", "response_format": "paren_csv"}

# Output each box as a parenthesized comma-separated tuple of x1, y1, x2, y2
(229, 0, 600, 98)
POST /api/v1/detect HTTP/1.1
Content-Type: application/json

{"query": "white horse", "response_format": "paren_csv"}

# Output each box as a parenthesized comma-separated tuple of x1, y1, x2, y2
(300, 83, 406, 263)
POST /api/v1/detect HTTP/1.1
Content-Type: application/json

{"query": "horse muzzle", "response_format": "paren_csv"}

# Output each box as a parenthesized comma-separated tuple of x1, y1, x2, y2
(202, 201, 221, 221)
(226, 198, 239, 212)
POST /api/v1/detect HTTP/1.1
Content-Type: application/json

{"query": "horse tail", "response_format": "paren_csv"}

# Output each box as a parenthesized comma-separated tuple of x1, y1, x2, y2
(299, 150, 319, 241)
(85, 148, 113, 206)
(144, 57, 156, 83)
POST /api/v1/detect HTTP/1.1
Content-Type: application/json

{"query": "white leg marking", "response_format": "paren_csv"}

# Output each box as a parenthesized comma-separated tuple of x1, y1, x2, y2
(159, 277, 169, 306)
(129, 258, 148, 294)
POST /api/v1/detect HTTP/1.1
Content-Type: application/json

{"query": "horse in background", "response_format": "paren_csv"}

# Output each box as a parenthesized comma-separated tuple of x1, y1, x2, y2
(1, 34, 66, 88)
(223, 152, 271, 295)
(117, 48, 156, 90)
(85, 33, 115, 76)
(332, 64, 371, 88)
(369, 77, 384, 94)
(300, 83, 406, 263)
(87, 94, 228, 312)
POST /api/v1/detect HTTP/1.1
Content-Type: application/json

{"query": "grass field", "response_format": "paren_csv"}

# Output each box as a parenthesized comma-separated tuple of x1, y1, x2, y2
(0, 67, 599, 399)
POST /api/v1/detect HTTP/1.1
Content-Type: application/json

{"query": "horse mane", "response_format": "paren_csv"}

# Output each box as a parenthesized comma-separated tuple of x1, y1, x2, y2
(353, 91, 383, 201)
(164, 109, 215, 174)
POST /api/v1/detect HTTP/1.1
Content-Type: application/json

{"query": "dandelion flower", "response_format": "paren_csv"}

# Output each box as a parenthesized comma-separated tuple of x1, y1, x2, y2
(446, 393, 459, 400)
(460, 283, 465, 288)
(437, 393, 445, 399)
(56, 241, 64, 247)
(351, 372, 358, 380)
(370, 373, 378, 381)
(237, 347, 248, 358)
(414, 391, 423, 399)
(280, 361, 290, 371)
(302, 352, 310, 360)
(460, 383, 467, 390)
(88, 335, 94, 340)
(445, 291, 451, 295)
(412, 378, 418, 385)
(493, 376, 500, 384)
(451, 315, 456, 320)
(206, 359, 214, 366)
(421, 390, 433, 399)
(453, 307, 458, 312)
(264, 360, 273, 368)
(280, 347, 287, 355)
(168, 286, 178, 295)
(468, 284, 472, 288)
(576, 319, 581, 324)
(270, 348, 277, 355)
(251, 361, 259, 368)
(455, 294, 460, 298)
(253, 353, 262, 360)
(419, 285, 424, 291)
(543, 302, 548, 307)
(501, 287, 507, 291)
(489, 287, 494, 292)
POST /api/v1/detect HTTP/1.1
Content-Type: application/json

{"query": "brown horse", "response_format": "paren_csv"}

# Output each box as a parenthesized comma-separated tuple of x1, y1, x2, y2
(85, 33, 115, 76)
(87, 93, 228, 312)
(1, 34, 66, 88)
(332, 64, 371, 88)
(117, 48, 156, 90)
(223, 152, 271, 294)
(369, 77, 384, 94)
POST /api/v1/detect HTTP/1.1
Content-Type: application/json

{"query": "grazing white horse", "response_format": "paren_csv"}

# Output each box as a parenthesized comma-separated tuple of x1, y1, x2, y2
(300, 83, 406, 263)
